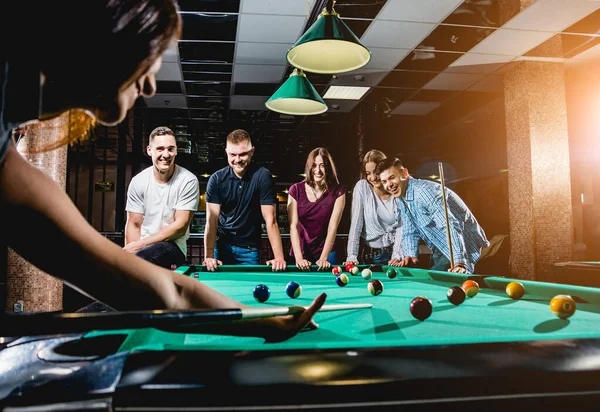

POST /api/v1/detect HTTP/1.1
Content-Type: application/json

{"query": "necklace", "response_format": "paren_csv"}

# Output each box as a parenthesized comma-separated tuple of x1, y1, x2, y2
(307, 183, 325, 201)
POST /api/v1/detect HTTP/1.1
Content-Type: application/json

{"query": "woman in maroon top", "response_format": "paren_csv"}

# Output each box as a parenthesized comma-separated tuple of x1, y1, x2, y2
(287, 147, 346, 270)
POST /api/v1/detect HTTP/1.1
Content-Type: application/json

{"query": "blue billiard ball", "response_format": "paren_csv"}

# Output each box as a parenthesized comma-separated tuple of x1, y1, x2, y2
(253, 284, 270, 303)
(335, 273, 349, 287)
(285, 281, 302, 298)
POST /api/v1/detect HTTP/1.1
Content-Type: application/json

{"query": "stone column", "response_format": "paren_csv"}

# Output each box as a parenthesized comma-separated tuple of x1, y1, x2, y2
(5, 113, 69, 312)
(503, 60, 573, 281)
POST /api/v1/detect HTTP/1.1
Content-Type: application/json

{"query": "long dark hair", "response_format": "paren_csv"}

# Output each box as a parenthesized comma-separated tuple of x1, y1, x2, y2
(304, 147, 339, 190)
(35, 0, 182, 91)
(360, 149, 387, 180)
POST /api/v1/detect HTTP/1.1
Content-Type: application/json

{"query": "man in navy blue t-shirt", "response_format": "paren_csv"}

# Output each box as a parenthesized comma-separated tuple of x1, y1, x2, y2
(203, 129, 286, 271)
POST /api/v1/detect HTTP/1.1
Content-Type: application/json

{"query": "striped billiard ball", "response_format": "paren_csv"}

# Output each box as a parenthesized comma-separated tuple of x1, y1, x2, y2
(285, 281, 302, 299)
(461, 280, 480, 298)
(336, 273, 349, 287)
(368, 279, 383, 296)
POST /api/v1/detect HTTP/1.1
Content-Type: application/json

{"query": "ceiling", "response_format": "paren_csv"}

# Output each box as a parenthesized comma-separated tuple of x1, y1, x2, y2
(129, 0, 600, 181)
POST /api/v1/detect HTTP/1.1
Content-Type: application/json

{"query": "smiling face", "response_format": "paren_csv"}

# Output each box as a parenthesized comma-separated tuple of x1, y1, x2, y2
(312, 155, 327, 185)
(379, 165, 408, 198)
(226, 139, 255, 177)
(147, 132, 177, 175)
(364, 161, 383, 190)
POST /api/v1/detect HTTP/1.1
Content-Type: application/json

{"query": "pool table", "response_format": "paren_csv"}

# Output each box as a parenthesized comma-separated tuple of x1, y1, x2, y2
(5, 264, 600, 410)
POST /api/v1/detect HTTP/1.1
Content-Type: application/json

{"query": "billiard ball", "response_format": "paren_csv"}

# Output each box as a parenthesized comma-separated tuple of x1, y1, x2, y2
(410, 296, 433, 321)
(367, 279, 384, 296)
(361, 268, 372, 280)
(193, 273, 199, 278)
(350, 266, 360, 276)
(447, 286, 466, 306)
(386, 268, 397, 279)
(332, 266, 341, 276)
(253, 284, 270, 303)
(336, 273, 349, 287)
(285, 281, 302, 299)
(550, 294, 576, 319)
(170, 264, 178, 271)
(345, 263, 354, 272)
(506, 281, 525, 300)
(461, 280, 480, 298)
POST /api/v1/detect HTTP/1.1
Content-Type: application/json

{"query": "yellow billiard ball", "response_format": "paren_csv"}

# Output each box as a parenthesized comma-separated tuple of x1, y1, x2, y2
(461, 280, 479, 298)
(506, 281, 525, 300)
(550, 294, 576, 319)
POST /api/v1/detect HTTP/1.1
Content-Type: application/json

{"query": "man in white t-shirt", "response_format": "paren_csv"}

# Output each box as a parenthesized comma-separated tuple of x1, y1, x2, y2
(124, 126, 199, 269)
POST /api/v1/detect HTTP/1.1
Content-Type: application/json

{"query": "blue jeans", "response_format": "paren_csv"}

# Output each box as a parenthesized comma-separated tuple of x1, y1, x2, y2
(215, 241, 260, 265)
(135, 241, 186, 269)
(430, 248, 452, 271)
(371, 250, 391, 265)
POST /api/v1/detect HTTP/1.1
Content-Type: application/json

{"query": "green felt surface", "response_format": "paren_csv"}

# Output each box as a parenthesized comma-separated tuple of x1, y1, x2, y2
(88, 265, 600, 352)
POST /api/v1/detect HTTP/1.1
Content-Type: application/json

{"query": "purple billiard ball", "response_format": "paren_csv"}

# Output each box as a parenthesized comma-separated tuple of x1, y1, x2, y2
(410, 296, 433, 321)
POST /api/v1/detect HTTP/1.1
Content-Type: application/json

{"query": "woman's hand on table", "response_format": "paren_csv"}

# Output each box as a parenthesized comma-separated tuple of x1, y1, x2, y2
(316, 259, 331, 271)
(449, 263, 468, 274)
(295, 258, 312, 271)
(202, 257, 222, 272)
(343, 259, 359, 267)
(267, 257, 287, 272)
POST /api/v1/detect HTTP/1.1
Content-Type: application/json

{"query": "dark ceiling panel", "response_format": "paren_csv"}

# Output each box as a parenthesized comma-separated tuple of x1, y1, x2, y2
(188, 96, 229, 110)
(182, 71, 232, 82)
(178, 42, 235, 63)
(379, 70, 438, 88)
(181, 63, 233, 74)
(342, 19, 373, 39)
(442, 0, 501, 28)
(177, 0, 240, 13)
(180, 14, 238, 41)
(563, 8, 600, 34)
(185, 81, 231, 96)
(334, 0, 388, 19)
(396, 50, 463, 72)
(366, 87, 417, 105)
(156, 81, 183, 94)
(416, 25, 495, 53)
(409, 89, 457, 103)
(233, 83, 280, 96)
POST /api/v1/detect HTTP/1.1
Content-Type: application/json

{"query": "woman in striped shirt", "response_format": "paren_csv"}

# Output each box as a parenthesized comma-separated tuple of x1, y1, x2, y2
(344, 150, 403, 266)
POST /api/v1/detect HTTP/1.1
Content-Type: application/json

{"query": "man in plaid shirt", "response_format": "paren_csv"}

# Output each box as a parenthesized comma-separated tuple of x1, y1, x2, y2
(376, 157, 489, 274)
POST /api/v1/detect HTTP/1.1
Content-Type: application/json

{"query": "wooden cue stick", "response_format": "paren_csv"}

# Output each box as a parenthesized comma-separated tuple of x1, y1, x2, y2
(438, 162, 454, 270)
(0, 304, 373, 336)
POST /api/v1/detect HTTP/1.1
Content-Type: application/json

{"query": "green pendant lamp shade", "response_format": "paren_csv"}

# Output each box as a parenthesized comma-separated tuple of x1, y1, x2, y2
(265, 69, 328, 116)
(286, 9, 371, 74)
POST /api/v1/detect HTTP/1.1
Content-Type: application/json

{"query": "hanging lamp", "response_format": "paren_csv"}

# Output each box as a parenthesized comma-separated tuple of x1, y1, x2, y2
(286, 1, 371, 74)
(265, 68, 328, 116)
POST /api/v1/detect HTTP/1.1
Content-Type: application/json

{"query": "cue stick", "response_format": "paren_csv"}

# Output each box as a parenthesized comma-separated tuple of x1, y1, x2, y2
(438, 162, 455, 270)
(0, 303, 372, 337)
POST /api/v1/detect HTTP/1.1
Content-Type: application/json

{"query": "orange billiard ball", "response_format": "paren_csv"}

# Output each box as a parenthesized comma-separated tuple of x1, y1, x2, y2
(550, 294, 576, 319)
(461, 280, 480, 298)
(506, 281, 525, 300)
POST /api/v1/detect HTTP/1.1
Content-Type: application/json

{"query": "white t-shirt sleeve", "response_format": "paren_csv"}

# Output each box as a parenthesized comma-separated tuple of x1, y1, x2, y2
(176, 175, 200, 211)
(125, 176, 145, 214)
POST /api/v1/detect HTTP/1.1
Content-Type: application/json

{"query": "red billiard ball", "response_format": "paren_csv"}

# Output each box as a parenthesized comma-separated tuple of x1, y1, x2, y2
(461, 280, 480, 298)
(345, 263, 354, 272)
(332, 266, 341, 276)
(410, 296, 433, 321)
